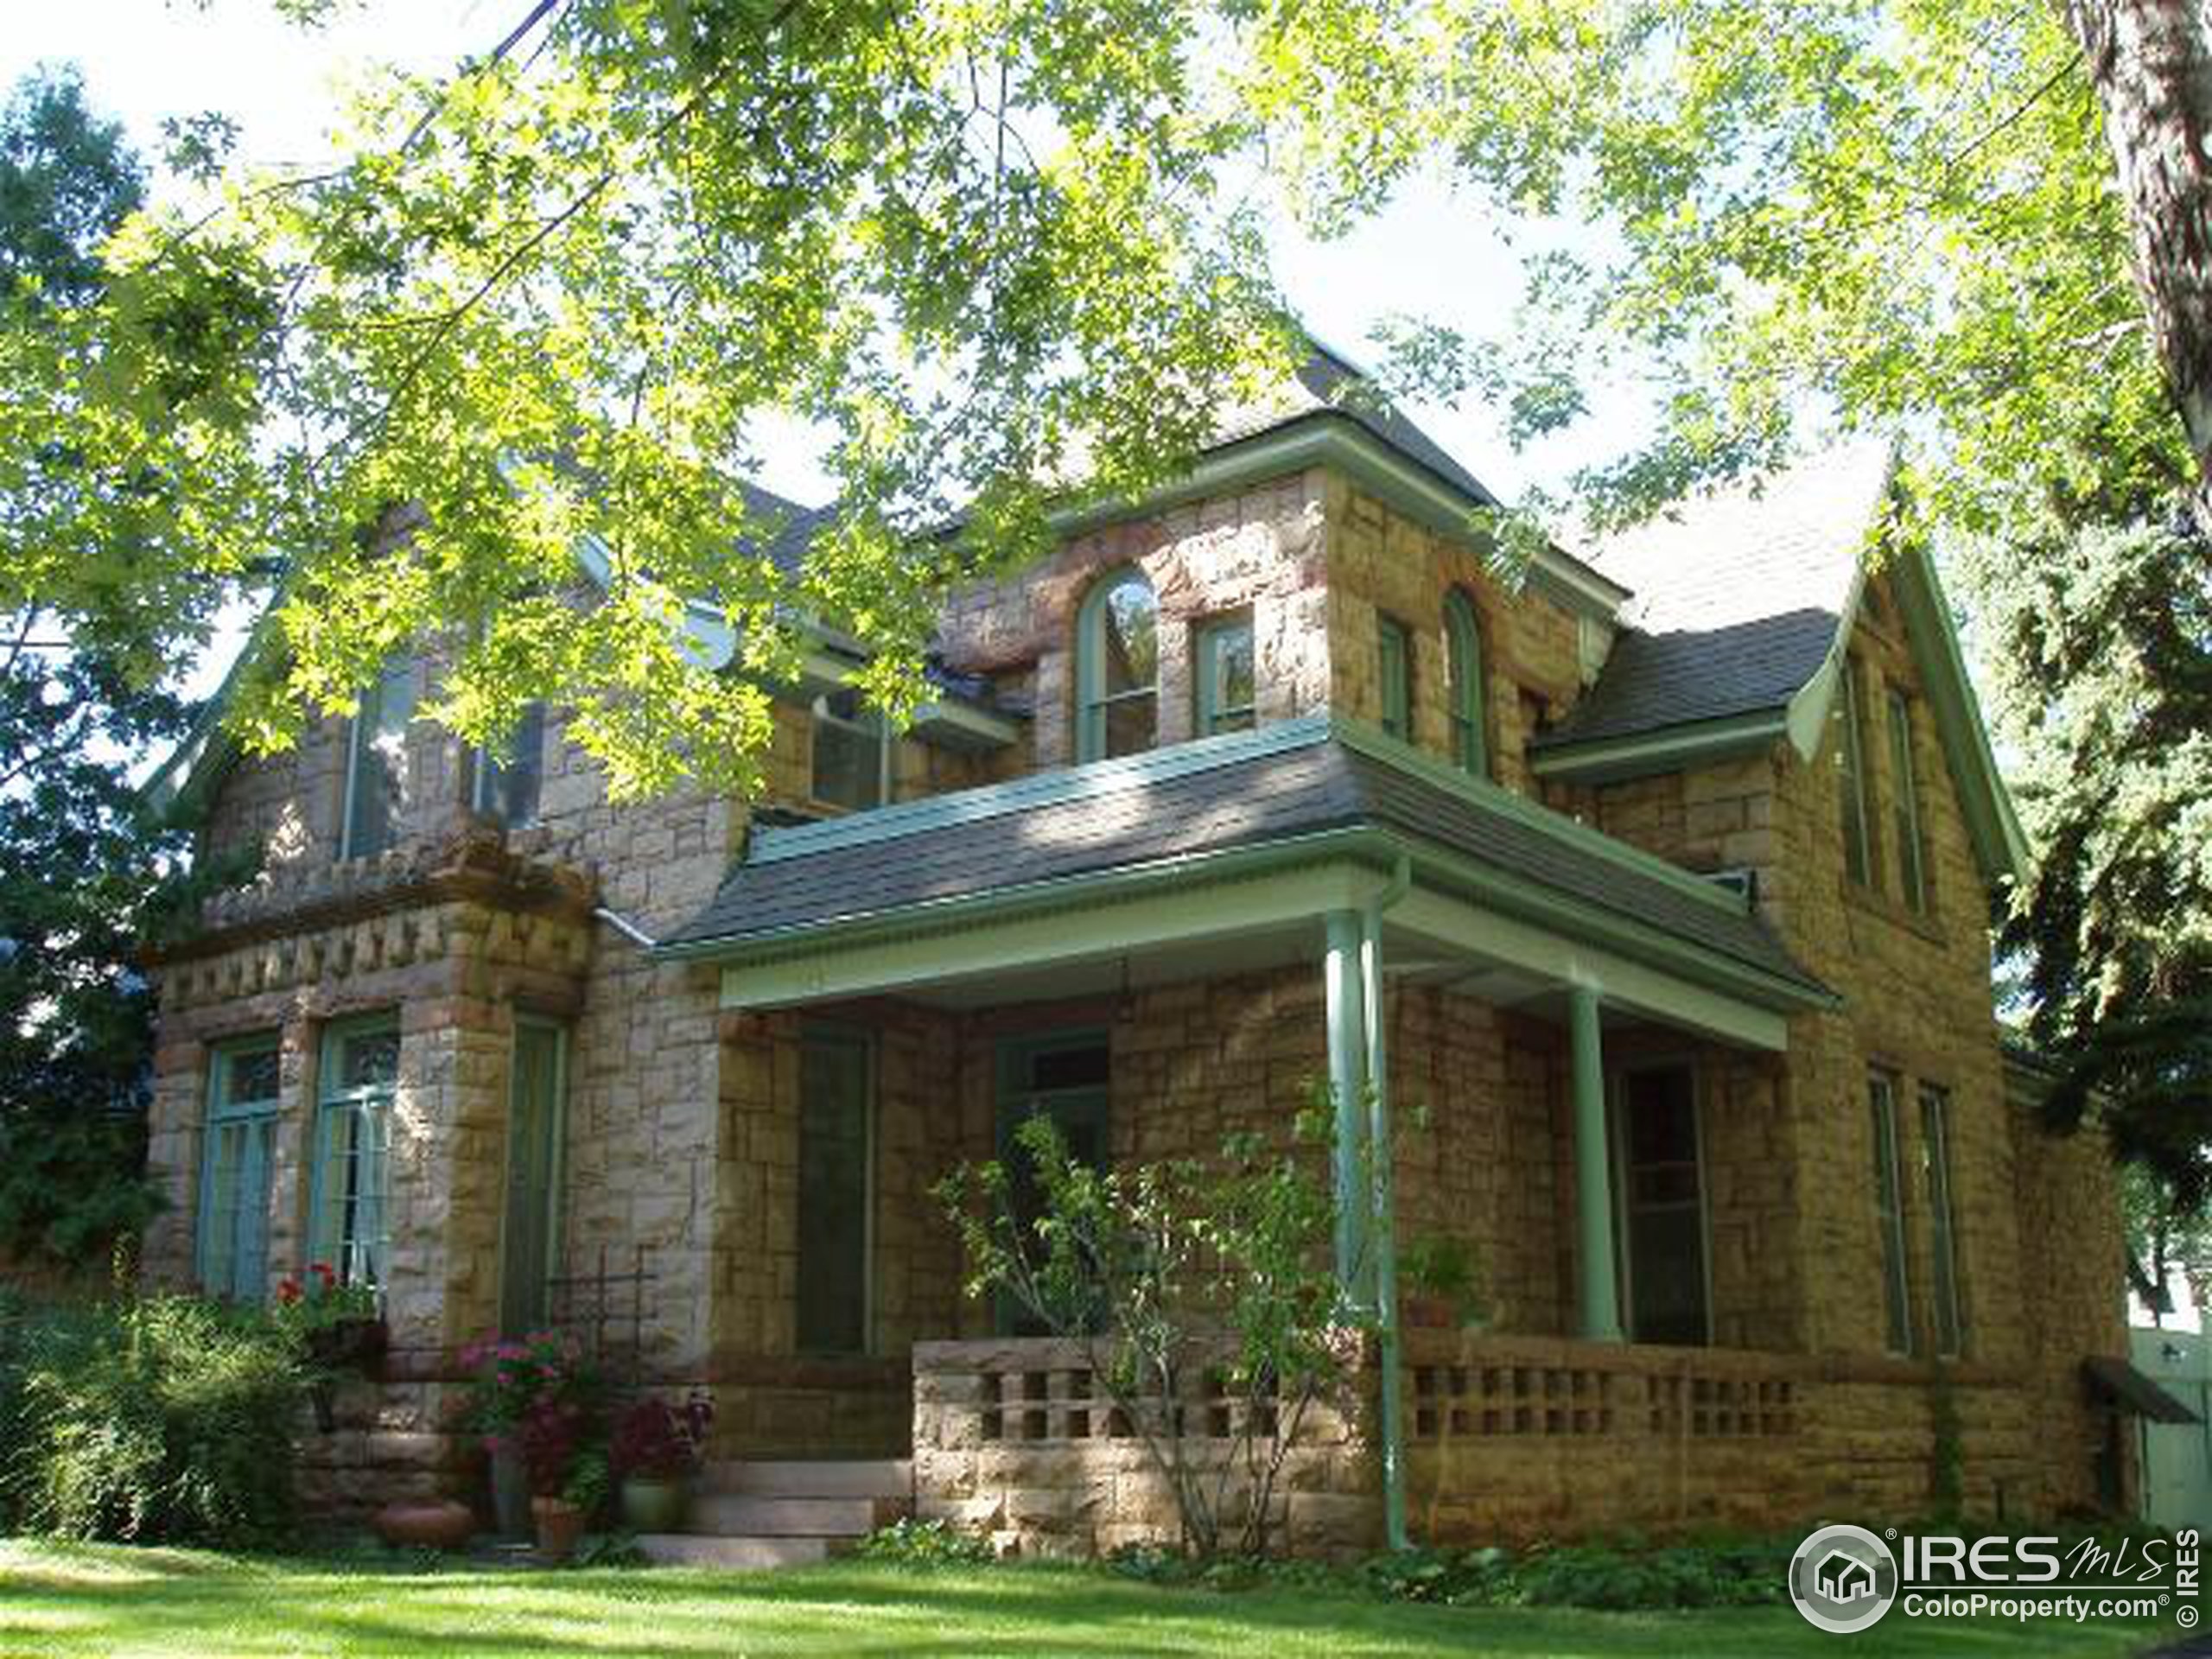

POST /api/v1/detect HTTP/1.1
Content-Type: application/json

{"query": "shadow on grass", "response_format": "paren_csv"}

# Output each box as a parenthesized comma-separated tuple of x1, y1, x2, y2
(0, 1544, 2168, 1659)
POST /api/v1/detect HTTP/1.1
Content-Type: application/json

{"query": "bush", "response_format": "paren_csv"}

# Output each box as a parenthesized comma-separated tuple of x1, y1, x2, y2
(854, 1517, 995, 1567)
(1, 1294, 308, 1548)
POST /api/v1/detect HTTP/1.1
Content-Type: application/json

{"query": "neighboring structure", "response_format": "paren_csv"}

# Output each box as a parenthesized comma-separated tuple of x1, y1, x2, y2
(141, 350, 2152, 1554)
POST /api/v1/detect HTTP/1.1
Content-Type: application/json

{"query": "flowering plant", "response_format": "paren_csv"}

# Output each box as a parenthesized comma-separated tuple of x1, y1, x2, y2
(458, 1330, 603, 1492)
(610, 1392, 714, 1480)
(272, 1262, 379, 1332)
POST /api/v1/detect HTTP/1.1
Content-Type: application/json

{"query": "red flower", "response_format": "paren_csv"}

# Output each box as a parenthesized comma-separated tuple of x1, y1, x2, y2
(276, 1278, 302, 1305)
(309, 1262, 336, 1285)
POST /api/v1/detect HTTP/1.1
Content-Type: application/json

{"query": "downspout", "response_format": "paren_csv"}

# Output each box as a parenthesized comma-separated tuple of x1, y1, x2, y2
(1362, 852, 1414, 1552)
(594, 906, 658, 950)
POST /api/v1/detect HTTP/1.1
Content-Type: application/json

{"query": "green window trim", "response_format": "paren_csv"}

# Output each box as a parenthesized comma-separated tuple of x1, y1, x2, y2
(196, 1035, 282, 1300)
(1376, 614, 1412, 741)
(1921, 1085, 1965, 1357)
(1194, 613, 1256, 737)
(1869, 1071, 1912, 1356)
(1076, 568, 1160, 763)
(1443, 590, 1488, 778)
(1834, 658, 1873, 887)
(1886, 690, 1928, 913)
(309, 1014, 399, 1290)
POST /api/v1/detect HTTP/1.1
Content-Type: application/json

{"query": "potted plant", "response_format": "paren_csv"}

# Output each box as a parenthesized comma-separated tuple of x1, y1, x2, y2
(274, 1262, 385, 1431)
(611, 1392, 713, 1533)
(459, 1330, 600, 1541)
(518, 1395, 599, 1564)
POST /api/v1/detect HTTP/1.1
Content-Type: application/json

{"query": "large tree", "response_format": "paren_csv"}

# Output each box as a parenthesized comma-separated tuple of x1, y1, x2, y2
(0, 68, 182, 1267)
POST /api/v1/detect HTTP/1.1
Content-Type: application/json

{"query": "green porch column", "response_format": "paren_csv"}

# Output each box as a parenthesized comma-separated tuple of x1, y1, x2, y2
(1323, 909, 1371, 1303)
(1570, 984, 1624, 1342)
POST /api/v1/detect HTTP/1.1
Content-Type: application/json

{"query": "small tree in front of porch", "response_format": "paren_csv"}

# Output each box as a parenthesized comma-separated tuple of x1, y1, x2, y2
(936, 1094, 1387, 1560)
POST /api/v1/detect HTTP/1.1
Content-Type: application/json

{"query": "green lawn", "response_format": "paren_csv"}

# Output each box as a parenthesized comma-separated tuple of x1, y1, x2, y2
(0, 1540, 2176, 1658)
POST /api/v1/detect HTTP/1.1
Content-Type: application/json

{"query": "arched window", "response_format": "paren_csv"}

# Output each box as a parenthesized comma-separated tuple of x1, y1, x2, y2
(1077, 568, 1159, 761)
(1444, 589, 1489, 778)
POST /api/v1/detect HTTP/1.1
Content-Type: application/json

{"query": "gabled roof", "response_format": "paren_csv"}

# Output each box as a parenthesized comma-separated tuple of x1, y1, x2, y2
(661, 714, 1831, 1010)
(1529, 442, 2029, 889)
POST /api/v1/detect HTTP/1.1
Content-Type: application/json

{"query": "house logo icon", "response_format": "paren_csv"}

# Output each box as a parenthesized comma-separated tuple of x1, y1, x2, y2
(1789, 1523, 1898, 1633)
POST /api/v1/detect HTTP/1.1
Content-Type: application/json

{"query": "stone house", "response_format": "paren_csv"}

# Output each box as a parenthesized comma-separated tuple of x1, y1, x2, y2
(140, 350, 2147, 1555)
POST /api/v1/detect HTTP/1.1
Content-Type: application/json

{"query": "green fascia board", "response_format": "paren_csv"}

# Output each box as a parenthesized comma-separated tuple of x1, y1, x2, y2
(1886, 544, 2031, 887)
(1527, 708, 1792, 785)
(1045, 412, 1630, 623)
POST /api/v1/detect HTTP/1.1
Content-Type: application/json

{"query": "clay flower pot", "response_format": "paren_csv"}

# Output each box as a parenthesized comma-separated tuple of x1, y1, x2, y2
(619, 1474, 689, 1534)
(373, 1499, 475, 1551)
(531, 1495, 587, 1564)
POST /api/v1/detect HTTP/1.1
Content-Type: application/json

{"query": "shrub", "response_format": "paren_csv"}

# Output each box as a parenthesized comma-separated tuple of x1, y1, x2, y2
(609, 1393, 712, 1480)
(3, 1294, 308, 1547)
(854, 1517, 995, 1567)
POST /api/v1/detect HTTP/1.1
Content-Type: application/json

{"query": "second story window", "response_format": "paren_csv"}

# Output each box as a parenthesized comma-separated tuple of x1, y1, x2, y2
(1443, 590, 1488, 778)
(341, 658, 416, 861)
(811, 689, 890, 811)
(1377, 613, 1412, 741)
(1833, 658, 1872, 887)
(1886, 690, 1928, 912)
(473, 702, 545, 829)
(1921, 1085, 1964, 1357)
(1194, 613, 1255, 737)
(1077, 568, 1158, 762)
(1869, 1071, 1911, 1355)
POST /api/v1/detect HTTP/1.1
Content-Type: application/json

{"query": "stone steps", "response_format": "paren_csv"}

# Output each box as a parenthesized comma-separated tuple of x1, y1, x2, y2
(635, 1460, 912, 1571)
(699, 1458, 912, 1499)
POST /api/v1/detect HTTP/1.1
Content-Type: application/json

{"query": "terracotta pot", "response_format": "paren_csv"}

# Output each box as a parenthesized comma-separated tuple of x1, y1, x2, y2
(374, 1499, 475, 1551)
(532, 1495, 587, 1564)
(619, 1475, 689, 1534)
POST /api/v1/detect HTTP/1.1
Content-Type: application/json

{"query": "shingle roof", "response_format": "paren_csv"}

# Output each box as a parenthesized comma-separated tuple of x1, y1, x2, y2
(1535, 442, 1894, 751)
(664, 717, 1826, 1000)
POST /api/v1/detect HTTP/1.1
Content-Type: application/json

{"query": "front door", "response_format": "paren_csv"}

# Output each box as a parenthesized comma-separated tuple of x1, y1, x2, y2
(499, 1019, 567, 1335)
(995, 1032, 1110, 1335)
(1613, 1062, 1712, 1345)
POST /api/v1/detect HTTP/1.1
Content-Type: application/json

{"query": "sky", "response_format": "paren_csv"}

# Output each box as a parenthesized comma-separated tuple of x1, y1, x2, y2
(0, 0, 1646, 512)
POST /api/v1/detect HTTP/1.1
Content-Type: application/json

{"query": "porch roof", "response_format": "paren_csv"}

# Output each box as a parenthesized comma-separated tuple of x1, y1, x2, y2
(659, 716, 1831, 1020)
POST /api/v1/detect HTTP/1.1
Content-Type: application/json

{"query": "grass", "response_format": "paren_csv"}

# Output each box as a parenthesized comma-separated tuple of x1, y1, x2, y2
(0, 1538, 2177, 1658)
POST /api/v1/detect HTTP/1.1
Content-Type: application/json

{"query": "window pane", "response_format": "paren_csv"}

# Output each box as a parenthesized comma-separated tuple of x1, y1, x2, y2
(1835, 666, 1871, 885)
(1923, 1088, 1963, 1356)
(345, 659, 415, 860)
(812, 693, 886, 810)
(1870, 1076, 1911, 1353)
(1617, 1065, 1707, 1345)
(1446, 594, 1488, 776)
(1378, 618, 1411, 739)
(1888, 693, 1926, 911)
(478, 702, 545, 828)
(1100, 579, 1158, 696)
(798, 1029, 871, 1354)
(318, 1020, 397, 1288)
(225, 1046, 281, 1110)
(1102, 690, 1157, 759)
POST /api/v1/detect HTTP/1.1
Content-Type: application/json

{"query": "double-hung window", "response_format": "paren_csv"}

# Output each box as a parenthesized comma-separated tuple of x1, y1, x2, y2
(1443, 590, 1488, 777)
(1834, 661, 1873, 886)
(1077, 569, 1159, 761)
(474, 701, 545, 828)
(342, 658, 416, 860)
(1869, 1071, 1912, 1354)
(1376, 614, 1412, 741)
(1194, 613, 1256, 737)
(1886, 690, 1928, 912)
(312, 1017, 398, 1287)
(810, 689, 891, 811)
(197, 1037, 281, 1300)
(1922, 1086, 1965, 1357)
